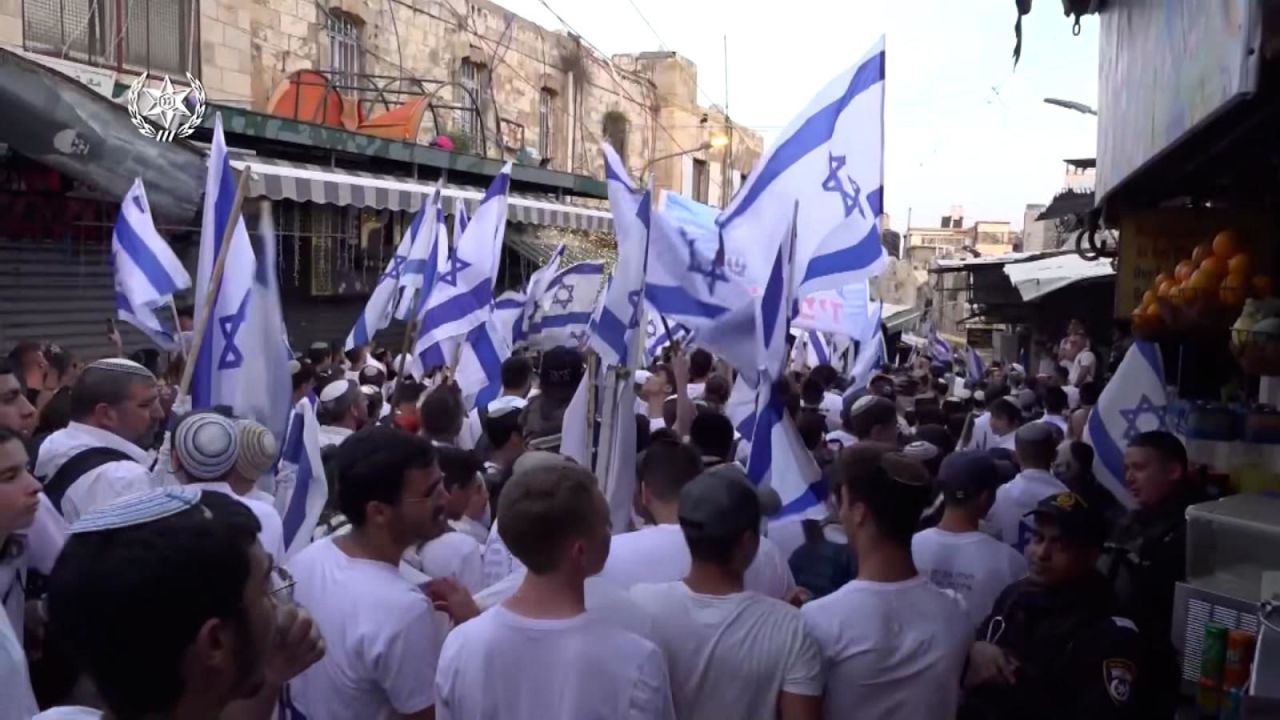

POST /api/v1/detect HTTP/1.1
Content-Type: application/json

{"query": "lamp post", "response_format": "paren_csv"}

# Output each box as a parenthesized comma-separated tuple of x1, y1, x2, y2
(640, 135, 728, 186)
(1043, 97, 1098, 116)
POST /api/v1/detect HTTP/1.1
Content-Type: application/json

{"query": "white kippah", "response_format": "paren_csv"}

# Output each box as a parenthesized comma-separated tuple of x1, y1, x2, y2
(70, 487, 203, 534)
(850, 395, 880, 417)
(175, 413, 239, 481)
(903, 440, 938, 461)
(634, 370, 653, 384)
(287, 359, 302, 375)
(85, 357, 155, 380)
(359, 384, 380, 397)
(319, 380, 352, 403)
(309, 341, 329, 350)
(487, 395, 528, 418)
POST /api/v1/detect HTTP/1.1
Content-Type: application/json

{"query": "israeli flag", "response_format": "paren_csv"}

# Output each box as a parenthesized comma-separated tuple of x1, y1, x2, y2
(590, 144, 650, 368)
(717, 37, 887, 297)
(1085, 341, 1166, 510)
(454, 200, 469, 246)
(112, 179, 190, 351)
(526, 261, 608, 351)
(277, 397, 328, 558)
(788, 329, 831, 371)
(559, 370, 592, 467)
(927, 323, 953, 365)
(395, 187, 445, 321)
(966, 345, 987, 385)
(415, 164, 512, 369)
(192, 114, 258, 412)
(847, 301, 885, 394)
(454, 320, 510, 411)
(492, 290, 526, 349)
(512, 244, 566, 347)
(642, 308, 691, 364)
(346, 190, 438, 349)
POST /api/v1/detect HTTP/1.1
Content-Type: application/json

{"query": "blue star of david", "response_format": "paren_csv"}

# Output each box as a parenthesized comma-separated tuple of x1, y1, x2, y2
(217, 291, 250, 370)
(1118, 394, 1168, 441)
(821, 153, 865, 219)
(647, 318, 659, 339)
(437, 252, 472, 287)
(379, 254, 407, 284)
(131, 193, 146, 213)
(551, 282, 576, 311)
(569, 328, 589, 347)
(626, 289, 642, 327)
(682, 230, 730, 296)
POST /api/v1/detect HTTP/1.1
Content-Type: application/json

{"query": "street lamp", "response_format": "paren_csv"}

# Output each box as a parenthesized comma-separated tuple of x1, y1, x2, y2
(1043, 97, 1098, 116)
(641, 136, 729, 178)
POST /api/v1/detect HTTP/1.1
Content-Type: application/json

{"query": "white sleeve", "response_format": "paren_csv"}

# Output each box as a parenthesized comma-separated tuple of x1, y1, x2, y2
(62, 461, 156, 524)
(434, 631, 460, 720)
(456, 540, 487, 594)
(627, 643, 676, 720)
(372, 600, 445, 714)
(782, 614, 825, 697)
(746, 538, 795, 600)
(25, 495, 68, 574)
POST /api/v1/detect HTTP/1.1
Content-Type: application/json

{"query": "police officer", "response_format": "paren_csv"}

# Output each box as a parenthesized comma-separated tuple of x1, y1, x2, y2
(960, 492, 1142, 720)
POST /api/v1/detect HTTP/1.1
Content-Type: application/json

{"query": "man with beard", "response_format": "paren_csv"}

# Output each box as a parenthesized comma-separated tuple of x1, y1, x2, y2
(287, 427, 452, 720)
(33, 358, 164, 523)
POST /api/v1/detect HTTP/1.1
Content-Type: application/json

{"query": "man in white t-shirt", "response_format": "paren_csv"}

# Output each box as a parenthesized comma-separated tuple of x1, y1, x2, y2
(597, 440, 796, 601)
(1067, 333, 1097, 386)
(913, 451, 1027, 628)
(458, 357, 532, 452)
(983, 397, 1021, 452)
(411, 446, 488, 593)
(986, 423, 1066, 553)
(1038, 386, 1070, 437)
(288, 428, 452, 720)
(314, 379, 368, 450)
(801, 446, 970, 720)
(848, 396, 899, 447)
(435, 462, 676, 719)
(631, 469, 824, 720)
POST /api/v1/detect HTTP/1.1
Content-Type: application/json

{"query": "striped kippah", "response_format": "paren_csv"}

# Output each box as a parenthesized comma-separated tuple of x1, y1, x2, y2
(235, 420, 278, 479)
(70, 487, 202, 535)
(175, 413, 239, 481)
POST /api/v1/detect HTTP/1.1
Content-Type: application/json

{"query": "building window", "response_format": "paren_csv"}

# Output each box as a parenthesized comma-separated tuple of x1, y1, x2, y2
(457, 59, 490, 141)
(691, 159, 710, 203)
(23, 0, 198, 76)
(538, 89, 555, 162)
(326, 11, 362, 91)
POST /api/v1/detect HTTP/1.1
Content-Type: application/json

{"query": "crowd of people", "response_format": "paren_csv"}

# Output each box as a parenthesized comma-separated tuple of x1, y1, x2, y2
(0, 317, 1200, 719)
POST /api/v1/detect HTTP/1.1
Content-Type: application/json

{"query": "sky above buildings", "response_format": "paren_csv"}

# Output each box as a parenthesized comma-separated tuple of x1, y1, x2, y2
(492, 0, 1099, 231)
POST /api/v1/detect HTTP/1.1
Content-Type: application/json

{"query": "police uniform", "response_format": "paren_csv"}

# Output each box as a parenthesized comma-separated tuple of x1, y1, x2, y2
(960, 493, 1142, 720)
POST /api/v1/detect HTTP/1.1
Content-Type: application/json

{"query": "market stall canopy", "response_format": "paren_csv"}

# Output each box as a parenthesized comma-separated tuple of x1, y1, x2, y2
(0, 47, 206, 223)
(228, 157, 612, 233)
(883, 303, 923, 335)
(1002, 253, 1115, 301)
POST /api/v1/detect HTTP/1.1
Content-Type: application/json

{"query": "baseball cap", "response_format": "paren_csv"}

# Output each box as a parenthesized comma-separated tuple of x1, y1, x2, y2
(1024, 491, 1108, 547)
(678, 467, 762, 539)
(936, 450, 1000, 501)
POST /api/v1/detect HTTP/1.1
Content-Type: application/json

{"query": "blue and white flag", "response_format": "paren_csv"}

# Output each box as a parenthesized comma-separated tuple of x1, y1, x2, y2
(717, 37, 887, 297)
(492, 290, 526, 349)
(1084, 341, 1166, 510)
(192, 114, 258, 412)
(966, 345, 987, 385)
(395, 187, 445, 321)
(590, 144, 650, 369)
(847, 301, 884, 394)
(526, 261, 607, 351)
(454, 320, 510, 411)
(415, 164, 512, 369)
(112, 179, 190, 351)
(512, 244, 566, 347)
(453, 200, 469, 247)
(230, 202, 294, 444)
(346, 191, 438, 348)
(277, 397, 328, 559)
(642, 308, 691, 365)
(927, 323, 953, 366)
(746, 379, 825, 518)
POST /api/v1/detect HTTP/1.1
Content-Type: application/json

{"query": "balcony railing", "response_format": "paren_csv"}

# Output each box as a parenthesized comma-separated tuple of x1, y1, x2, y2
(22, 0, 198, 77)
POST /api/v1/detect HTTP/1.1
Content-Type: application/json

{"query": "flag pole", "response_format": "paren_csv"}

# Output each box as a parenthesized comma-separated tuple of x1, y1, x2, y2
(584, 351, 599, 469)
(178, 167, 252, 400)
(168, 300, 188, 361)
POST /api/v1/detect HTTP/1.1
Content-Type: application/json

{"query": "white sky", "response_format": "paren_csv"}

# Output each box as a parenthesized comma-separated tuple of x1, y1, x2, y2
(490, 0, 1100, 231)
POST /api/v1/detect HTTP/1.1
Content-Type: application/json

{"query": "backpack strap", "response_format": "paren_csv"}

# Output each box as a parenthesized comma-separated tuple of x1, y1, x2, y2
(43, 446, 134, 515)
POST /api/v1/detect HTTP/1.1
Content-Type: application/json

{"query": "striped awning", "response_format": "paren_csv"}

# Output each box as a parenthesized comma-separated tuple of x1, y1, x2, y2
(228, 158, 613, 233)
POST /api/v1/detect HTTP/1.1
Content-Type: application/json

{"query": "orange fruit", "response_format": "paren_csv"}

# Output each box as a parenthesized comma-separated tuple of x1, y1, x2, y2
(1213, 230, 1242, 259)
(1253, 274, 1275, 298)
(1154, 272, 1171, 287)
(1175, 260, 1196, 282)
(1228, 253, 1251, 277)
(1142, 290, 1156, 306)
(1220, 272, 1249, 306)
(1200, 255, 1228, 279)
(1168, 283, 1187, 306)
(1157, 279, 1175, 298)
(1191, 243, 1212, 265)
(1145, 302, 1161, 316)
(1186, 268, 1216, 290)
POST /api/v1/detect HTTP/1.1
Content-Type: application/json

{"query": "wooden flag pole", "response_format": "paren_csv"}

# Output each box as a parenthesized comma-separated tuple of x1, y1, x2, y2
(177, 167, 252, 399)
(168, 300, 188, 362)
(584, 351, 599, 468)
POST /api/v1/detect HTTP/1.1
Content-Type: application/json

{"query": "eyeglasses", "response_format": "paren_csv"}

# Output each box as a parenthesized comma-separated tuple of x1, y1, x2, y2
(269, 565, 296, 605)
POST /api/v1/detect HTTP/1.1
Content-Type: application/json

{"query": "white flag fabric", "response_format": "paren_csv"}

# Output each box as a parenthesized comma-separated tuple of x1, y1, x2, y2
(598, 372, 638, 532)
(746, 378, 825, 518)
(394, 187, 445, 321)
(1084, 341, 1167, 510)
(847, 301, 885, 394)
(717, 36, 887, 297)
(192, 114, 258, 412)
(559, 371, 591, 467)
(590, 144, 649, 367)
(512, 244, 566, 347)
(492, 290, 526, 349)
(277, 397, 328, 559)
(454, 320, 510, 411)
(526, 261, 608, 351)
(347, 194, 436, 348)
(112, 179, 190, 351)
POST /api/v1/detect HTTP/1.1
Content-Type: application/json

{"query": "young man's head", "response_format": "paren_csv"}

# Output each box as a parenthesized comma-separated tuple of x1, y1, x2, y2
(484, 395, 528, 466)
(689, 349, 714, 382)
(1014, 421, 1057, 471)
(637, 438, 704, 519)
(678, 468, 762, 576)
(0, 427, 40, 541)
(643, 364, 676, 402)
(539, 347, 585, 405)
(987, 397, 1022, 437)
(1043, 386, 1068, 417)
(344, 346, 366, 369)
(172, 413, 241, 485)
(1124, 430, 1189, 510)
(335, 427, 444, 549)
(800, 376, 825, 409)
(849, 395, 898, 445)
(419, 385, 465, 441)
(290, 360, 316, 404)
(501, 356, 534, 397)
(436, 446, 486, 524)
(7, 340, 46, 389)
(497, 463, 610, 581)
(1025, 491, 1107, 588)
(48, 488, 274, 718)
(936, 450, 1001, 521)
(358, 364, 387, 391)
(306, 342, 330, 368)
(316, 379, 367, 430)
(702, 375, 731, 408)
(0, 358, 37, 439)
(831, 445, 931, 552)
(69, 358, 164, 448)
(810, 364, 839, 392)
(689, 411, 736, 465)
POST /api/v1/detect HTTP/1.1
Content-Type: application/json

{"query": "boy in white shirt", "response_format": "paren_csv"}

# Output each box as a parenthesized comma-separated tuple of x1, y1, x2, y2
(913, 451, 1027, 628)
(288, 428, 451, 720)
(436, 463, 675, 720)
(413, 446, 488, 593)
(631, 469, 824, 720)
(986, 423, 1067, 553)
(802, 445, 971, 720)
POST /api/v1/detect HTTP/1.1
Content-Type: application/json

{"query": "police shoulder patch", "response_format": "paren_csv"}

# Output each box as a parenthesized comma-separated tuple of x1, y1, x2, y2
(1103, 658, 1136, 705)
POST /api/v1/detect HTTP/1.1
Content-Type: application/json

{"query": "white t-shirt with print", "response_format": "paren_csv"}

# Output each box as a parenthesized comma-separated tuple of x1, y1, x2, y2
(287, 537, 446, 719)
(985, 468, 1068, 553)
(912, 528, 1028, 627)
(435, 604, 675, 720)
(597, 524, 796, 601)
(629, 582, 823, 720)
(416, 531, 487, 593)
(801, 576, 971, 720)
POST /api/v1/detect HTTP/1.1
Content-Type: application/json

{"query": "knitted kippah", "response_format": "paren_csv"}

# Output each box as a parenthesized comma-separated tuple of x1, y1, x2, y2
(174, 413, 239, 481)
